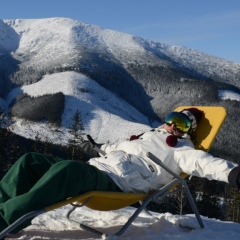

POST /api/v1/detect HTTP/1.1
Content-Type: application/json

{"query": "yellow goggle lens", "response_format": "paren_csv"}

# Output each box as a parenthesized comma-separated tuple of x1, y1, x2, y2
(165, 112, 192, 133)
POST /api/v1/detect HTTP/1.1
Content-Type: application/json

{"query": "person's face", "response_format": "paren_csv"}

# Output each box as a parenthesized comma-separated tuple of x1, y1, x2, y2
(164, 111, 192, 136)
(163, 123, 184, 137)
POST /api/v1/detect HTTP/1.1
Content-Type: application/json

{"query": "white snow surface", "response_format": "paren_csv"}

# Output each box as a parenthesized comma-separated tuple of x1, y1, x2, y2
(6, 205, 240, 240)
(218, 90, 240, 101)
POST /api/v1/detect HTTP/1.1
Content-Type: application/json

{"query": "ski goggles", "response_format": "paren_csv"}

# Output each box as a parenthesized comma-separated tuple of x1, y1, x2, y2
(164, 112, 192, 133)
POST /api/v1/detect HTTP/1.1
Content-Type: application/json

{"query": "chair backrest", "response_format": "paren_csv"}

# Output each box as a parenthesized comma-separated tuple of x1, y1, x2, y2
(174, 106, 227, 151)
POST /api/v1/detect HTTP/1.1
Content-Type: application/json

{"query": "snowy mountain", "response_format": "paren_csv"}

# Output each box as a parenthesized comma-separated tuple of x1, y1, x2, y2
(0, 17, 240, 160)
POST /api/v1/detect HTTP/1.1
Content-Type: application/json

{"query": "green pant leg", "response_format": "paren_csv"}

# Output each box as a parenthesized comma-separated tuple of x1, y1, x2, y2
(0, 152, 64, 204)
(0, 158, 121, 233)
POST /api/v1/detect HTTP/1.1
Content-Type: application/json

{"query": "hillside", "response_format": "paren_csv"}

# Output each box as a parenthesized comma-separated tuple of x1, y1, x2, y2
(6, 71, 154, 144)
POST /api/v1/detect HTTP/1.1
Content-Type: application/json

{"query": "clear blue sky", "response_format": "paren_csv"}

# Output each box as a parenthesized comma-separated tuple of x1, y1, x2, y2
(1, 0, 240, 63)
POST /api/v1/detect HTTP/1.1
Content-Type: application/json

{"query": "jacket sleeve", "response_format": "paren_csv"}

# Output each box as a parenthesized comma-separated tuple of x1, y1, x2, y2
(175, 148, 238, 184)
(101, 140, 133, 154)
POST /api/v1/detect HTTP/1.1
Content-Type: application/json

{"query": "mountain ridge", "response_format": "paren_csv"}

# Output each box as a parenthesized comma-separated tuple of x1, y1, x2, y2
(1, 18, 239, 86)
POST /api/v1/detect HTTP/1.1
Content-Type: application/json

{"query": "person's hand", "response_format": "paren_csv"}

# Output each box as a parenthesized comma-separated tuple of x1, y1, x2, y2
(86, 135, 105, 156)
(228, 166, 240, 189)
(86, 135, 103, 148)
(237, 174, 240, 188)
(78, 135, 104, 160)
(86, 134, 96, 146)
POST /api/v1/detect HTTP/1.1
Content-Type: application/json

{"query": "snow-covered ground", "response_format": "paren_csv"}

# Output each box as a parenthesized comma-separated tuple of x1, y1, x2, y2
(5, 204, 240, 240)
(218, 90, 240, 101)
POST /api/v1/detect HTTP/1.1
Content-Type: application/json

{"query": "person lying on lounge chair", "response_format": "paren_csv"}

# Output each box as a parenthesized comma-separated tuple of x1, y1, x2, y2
(0, 107, 239, 235)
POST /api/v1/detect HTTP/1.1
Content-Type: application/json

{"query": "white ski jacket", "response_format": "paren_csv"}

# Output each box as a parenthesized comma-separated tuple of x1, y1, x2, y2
(89, 128, 237, 194)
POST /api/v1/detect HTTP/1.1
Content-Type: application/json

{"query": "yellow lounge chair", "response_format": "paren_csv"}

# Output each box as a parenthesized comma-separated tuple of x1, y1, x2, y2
(0, 106, 227, 238)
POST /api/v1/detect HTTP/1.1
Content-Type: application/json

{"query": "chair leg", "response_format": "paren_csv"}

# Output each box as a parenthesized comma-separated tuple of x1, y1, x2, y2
(147, 152, 204, 229)
(0, 210, 45, 239)
(182, 181, 204, 228)
(112, 195, 154, 237)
